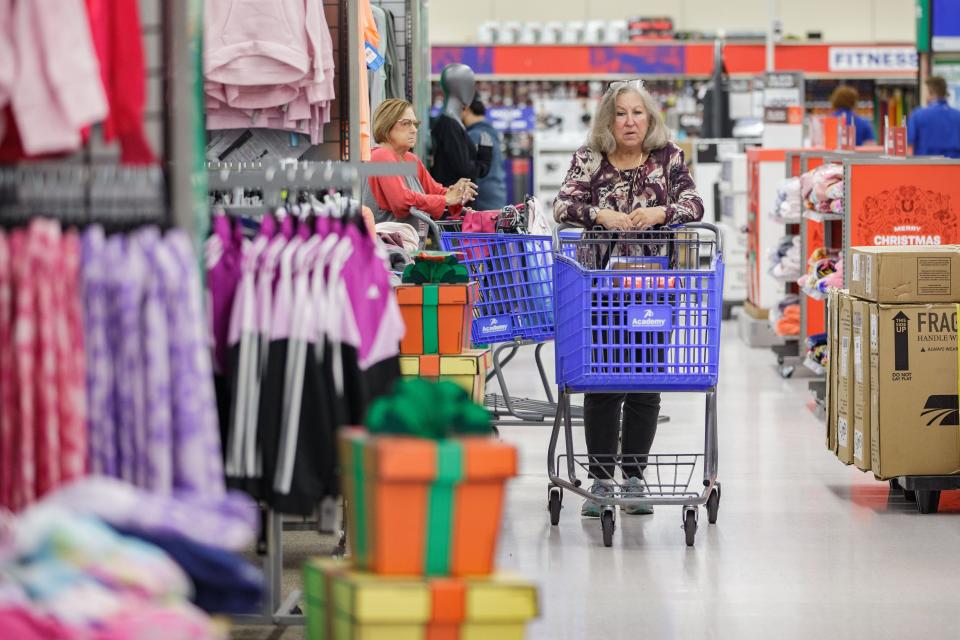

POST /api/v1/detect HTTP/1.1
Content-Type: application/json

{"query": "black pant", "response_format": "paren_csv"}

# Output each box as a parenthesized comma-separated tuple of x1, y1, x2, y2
(584, 392, 661, 480)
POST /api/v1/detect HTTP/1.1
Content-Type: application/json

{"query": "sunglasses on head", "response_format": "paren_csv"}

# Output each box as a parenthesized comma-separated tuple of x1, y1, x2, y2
(607, 79, 646, 93)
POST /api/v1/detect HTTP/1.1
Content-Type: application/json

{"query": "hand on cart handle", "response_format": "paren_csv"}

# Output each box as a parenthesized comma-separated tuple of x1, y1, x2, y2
(595, 209, 633, 231)
(628, 206, 667, 229)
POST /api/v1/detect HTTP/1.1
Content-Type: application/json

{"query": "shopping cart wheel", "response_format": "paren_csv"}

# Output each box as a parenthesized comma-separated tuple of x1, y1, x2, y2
(916, 490, 941, 514)
(706, 486, 721, 525)
(683, 508, 698, 547)
(779, 365, 795, 379)
(600, 509, 615, 547)
(548, 487, 562, 526)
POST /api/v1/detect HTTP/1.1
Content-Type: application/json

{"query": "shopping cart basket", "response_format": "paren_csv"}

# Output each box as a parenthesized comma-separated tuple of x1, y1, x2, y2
(439, 218, 558, 423)
(548, 222, 723, 547)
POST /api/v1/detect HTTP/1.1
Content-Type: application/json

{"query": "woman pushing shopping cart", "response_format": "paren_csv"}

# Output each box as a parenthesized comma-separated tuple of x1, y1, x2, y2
(546, 78, 721, 547)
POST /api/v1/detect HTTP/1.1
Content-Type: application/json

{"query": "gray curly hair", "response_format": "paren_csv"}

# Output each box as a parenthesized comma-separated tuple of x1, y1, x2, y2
(587, 81, 670, 155)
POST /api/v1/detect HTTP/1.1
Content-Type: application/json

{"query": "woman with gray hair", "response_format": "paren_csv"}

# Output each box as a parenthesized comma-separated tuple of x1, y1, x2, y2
(554, 79, 704, 517)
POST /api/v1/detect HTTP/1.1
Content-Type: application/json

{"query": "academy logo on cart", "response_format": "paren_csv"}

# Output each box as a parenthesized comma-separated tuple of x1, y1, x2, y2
(627, 305, 672, 332)
(921, 395, 960, 426)
(476, 315, 513, 337)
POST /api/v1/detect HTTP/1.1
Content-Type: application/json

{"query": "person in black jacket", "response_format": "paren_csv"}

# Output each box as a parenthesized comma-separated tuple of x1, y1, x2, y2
(430, 63, 493, 187)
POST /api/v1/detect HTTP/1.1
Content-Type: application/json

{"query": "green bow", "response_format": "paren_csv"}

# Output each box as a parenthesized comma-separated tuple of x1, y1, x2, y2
(366, 378, 492, 439)
(401, 252, 469, 284)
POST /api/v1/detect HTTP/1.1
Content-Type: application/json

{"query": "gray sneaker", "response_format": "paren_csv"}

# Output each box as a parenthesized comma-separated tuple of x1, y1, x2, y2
(581, 482, 614, 518)
(622, 476, 654, 515)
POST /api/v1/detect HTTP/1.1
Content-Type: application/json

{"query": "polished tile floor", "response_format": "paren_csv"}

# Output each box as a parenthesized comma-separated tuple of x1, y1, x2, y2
(238, 317, 960, 640)
(494, 318, 960, 640)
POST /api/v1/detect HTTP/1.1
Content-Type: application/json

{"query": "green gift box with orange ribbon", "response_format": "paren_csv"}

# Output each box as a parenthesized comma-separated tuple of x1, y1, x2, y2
(303, 557, 539, 640)
(340, 379, 516, 577)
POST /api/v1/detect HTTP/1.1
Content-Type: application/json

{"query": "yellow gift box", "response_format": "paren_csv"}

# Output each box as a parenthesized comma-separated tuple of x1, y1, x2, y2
(303, 558, 539, 640)
(398, 349, 490, 404)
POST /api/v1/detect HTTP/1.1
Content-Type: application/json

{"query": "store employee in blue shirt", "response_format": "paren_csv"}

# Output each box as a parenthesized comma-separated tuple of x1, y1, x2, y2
(908, 76, 960, 158)
(831, 85, 875, 146)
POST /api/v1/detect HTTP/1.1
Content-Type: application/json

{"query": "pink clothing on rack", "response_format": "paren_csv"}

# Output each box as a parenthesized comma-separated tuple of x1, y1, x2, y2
(9, 0, 107, 155)
(10, 229, 36, 510)
(0, 231, 14, 510)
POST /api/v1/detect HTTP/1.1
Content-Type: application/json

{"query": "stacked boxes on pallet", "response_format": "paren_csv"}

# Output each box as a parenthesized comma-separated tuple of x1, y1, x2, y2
(827, 246, 960, 478)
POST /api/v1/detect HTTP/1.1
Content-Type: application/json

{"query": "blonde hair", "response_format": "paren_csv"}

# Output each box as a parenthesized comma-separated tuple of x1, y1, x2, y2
(373, 99, 413, 145)
(587, 83, 670, 155)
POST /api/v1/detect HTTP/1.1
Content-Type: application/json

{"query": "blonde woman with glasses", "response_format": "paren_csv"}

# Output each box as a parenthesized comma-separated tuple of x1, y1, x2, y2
(554, 79, 704, 517)
(365, 98, 477, 229)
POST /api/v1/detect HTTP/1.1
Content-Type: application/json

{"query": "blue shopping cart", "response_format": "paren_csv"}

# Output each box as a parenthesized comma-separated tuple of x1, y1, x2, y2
(548, 223, 724, 547)
(438, 207, 562, 423)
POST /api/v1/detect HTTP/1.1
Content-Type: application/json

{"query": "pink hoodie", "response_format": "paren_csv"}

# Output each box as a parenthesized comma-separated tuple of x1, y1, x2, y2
(8, 0, 108, 155)
(204, 0, 333, 109)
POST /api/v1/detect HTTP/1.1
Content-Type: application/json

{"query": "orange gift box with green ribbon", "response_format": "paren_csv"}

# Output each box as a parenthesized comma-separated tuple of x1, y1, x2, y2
(397, 251, 477, 355)
(340, 380, 517, 577)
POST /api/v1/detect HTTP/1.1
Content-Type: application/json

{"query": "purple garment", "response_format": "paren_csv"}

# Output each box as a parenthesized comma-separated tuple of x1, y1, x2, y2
(136, 228, 175, 494)
(341, 224, 400, 368)
(104, 235, 148, 486)
(161, 231, 226, 498)
(80, 227, 117, 477)
(206, 214, 244, 375)
(45, 477, 259, 552)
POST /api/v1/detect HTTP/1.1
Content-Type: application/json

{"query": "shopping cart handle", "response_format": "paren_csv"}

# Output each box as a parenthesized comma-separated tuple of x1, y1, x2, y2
(410, 208, 442, 249)
(674, 221, 723, 258)
(552, 222, 582, 247)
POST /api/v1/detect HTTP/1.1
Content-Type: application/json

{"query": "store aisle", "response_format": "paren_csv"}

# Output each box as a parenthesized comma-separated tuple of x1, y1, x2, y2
(495, 316, 960, 640)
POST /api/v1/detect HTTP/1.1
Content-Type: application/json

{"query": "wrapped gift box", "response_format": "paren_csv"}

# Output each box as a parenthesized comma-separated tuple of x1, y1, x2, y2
(304, 558, 539, 640)
(399, 350, 490, 404)
(339, 428, 517, 577)
(397, 283, 478, 355)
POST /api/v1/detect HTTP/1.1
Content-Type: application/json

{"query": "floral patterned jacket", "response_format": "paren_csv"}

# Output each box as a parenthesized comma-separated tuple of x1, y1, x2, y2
(553, 142, 704, 261)
(554, 142, 704, 227)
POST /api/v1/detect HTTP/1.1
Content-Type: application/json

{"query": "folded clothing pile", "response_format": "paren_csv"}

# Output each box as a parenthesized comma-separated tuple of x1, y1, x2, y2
(769, 294, 801, 337)
(768, 235, 801, 280)
(797, 249, 842, 299)
(0, 478, 264, 639)
(806, 332, 828, 368)
(204, 1, 336, 145)
(800, 164, 845, 215)
(771, 177, 802, 222)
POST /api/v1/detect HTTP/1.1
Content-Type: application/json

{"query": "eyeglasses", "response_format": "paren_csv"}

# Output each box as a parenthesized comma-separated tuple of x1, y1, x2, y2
(397, 119, 422, 129)
(607, 79, 646, 93)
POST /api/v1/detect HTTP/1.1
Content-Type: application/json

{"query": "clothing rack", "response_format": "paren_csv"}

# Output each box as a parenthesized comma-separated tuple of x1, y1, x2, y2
(208, 159, 411, 628)
(0, 165, 168, 225)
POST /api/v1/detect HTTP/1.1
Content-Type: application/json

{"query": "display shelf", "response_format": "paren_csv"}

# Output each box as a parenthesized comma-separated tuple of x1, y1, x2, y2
(803, 210, 844, 223)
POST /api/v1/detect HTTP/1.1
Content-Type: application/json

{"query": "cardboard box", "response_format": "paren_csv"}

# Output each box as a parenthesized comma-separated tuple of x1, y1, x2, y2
(399, 350, 491, 404)
(870, 303, 960, 479)
(835, 294, 855, 464)
(826, 289, 840, 452)
(397, 283, 478, 355)
(851, 300, 872, 471)
(849, 245, 960, 303)
(339, 429, 518, 577)
(304, 558, 539, 640)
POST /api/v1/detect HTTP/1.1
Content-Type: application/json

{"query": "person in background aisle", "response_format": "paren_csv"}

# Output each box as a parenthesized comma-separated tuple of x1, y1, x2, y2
(365, 99, 477, 231)
(430, 64, 493, 188)
(908, 76, 960, 158)
(461, 99, 508, 211)
(554, 79, 704, 518)
(830, 85, 875, 146)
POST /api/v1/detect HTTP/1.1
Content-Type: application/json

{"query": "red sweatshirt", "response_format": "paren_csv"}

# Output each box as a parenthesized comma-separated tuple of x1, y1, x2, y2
(367, 146, 462, 220)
